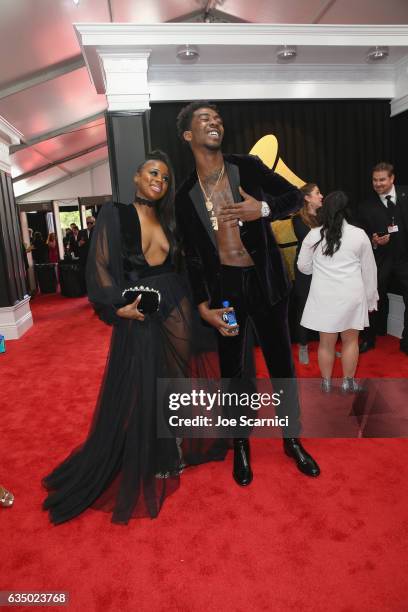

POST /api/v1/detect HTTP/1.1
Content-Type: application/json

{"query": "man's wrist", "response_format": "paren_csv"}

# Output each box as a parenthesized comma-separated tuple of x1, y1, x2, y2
(198, 301, 209, 313)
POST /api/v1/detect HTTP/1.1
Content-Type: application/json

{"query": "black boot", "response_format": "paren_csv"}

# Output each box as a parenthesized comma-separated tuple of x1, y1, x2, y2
(233, 438, 253, 486)
(283, 438, 320, 477)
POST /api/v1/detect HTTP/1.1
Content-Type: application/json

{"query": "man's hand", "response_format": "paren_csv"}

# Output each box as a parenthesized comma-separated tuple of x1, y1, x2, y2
(198, 302, 239, 337)
(116, 295, 145, 321)
(218, 186, 262, 224)
(372, 233, 390, 247)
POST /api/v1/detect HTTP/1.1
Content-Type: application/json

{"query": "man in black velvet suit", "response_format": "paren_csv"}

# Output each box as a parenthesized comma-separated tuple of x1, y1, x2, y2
(175, 101, 320, 486)
(358, 162, 408, 354)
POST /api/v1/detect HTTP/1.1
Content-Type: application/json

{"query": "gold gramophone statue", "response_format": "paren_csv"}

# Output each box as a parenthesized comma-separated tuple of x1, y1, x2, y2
(250, 135, 305, 280)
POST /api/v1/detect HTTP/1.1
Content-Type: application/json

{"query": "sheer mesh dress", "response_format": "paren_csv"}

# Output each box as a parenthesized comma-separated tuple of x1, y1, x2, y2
(43, 203, 226, 525)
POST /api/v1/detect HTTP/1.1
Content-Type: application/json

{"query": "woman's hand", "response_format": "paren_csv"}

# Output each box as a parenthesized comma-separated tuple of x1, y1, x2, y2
(116, 295, 145, 321)
(198, 302, 239, 337)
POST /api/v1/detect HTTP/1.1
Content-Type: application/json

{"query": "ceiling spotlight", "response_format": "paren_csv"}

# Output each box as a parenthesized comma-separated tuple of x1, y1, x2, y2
(366, 46, 389, 62)
(176, 45, 200, 63)
(277, 46, 297, 61)
(72, 0, 80, 5)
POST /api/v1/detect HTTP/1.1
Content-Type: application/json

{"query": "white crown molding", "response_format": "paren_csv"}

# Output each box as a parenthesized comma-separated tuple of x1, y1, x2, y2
(74, 23, 408, 113)
(97, 50, 151, 109)
(390, 94, 408, 116)
(75, 23, 408, 47)
(393, 54, 408, 115)
(149, 63, 395, 83)
(149, 81, 394, 102)
(106, 93, 150, 111)
(149, 62, 395, 101)
(98, 50, 151, 90)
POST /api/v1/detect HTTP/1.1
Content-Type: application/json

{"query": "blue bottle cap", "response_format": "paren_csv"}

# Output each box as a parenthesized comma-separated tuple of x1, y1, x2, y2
(222, 300, 230, 308)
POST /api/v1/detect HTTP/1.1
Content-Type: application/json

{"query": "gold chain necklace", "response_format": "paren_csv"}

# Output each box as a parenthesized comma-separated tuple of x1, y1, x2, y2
(197, 165, 225, 231)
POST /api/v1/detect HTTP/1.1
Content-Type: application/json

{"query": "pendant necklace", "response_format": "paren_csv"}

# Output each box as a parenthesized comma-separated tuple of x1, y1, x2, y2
(197, 165, 225, 231)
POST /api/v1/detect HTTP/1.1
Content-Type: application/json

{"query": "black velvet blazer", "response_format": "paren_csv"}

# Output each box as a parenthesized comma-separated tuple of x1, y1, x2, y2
(357, 185, 408, 266)
(175, 154, 303, 308)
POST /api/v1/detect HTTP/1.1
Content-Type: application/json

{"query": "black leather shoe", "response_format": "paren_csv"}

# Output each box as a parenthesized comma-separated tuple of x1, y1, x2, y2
(400, 343, 408, 355)
(283, 438, 320, 477)
(233, 439, 253, 486)
(359, 340, 375, 354)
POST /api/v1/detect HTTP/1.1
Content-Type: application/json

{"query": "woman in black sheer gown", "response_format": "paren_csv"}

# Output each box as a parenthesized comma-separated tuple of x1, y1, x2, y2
(43, 151, 225, 525)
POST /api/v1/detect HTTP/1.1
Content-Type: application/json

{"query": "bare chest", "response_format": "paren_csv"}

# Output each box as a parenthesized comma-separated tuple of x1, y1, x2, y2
(139, 217, 169, 265)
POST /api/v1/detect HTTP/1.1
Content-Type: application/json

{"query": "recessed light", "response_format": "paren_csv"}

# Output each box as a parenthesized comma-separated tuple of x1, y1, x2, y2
(367, 46, 389, 62)
(176, 45, 200, 63)
(277, 46, 297, 61)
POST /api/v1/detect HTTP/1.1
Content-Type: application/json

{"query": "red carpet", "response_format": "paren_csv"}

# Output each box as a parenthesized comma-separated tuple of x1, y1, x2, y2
(1, 294, 407, 611)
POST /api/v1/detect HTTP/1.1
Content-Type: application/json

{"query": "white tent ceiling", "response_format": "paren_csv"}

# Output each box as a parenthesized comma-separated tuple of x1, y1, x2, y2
(0, 0, 407, 198)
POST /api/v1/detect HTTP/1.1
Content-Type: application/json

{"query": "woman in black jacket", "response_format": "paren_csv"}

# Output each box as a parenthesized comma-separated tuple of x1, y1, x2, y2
(292, 183, 323, 364)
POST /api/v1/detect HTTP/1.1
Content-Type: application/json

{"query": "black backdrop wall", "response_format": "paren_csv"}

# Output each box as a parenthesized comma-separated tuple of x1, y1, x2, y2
(391, 107, 408, 185)
(150, 99, 395, 206)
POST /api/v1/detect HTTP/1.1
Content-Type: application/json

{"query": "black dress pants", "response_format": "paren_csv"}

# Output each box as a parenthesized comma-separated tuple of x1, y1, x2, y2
(216, 265, 301, 437)
(365, 258, 408, 347)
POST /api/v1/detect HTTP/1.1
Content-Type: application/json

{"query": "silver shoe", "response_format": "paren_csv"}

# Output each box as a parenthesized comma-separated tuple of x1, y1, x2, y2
(0, 485, 14, 508)
(320, 378, 331, 393)
(298, 344, 309, 365)
(341, 377, 363, 393)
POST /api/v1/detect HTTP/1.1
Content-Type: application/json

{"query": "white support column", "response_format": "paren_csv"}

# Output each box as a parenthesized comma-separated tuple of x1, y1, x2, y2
(19, 211, 31, 261)
(80, 203, 87, 229)
(0, 116, 33, 340)
(0, 296, 33, 340)
(52, 202, 64, 261)
(98, 51, 151, 111)
(19, 210, 36, 294)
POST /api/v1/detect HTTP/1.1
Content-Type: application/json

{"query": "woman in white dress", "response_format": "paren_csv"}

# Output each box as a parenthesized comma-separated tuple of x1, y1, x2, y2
(297, 191, 378, 391)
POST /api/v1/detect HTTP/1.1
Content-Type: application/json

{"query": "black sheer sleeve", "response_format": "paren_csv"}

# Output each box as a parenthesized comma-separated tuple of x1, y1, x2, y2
(86, 203, 126, 325)
(175, 206, 209, 306)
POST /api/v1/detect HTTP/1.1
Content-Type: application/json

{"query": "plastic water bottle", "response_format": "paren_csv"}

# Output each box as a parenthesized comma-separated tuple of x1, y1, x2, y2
(222, 300, 237, 326)
(0, 334, 5, 354)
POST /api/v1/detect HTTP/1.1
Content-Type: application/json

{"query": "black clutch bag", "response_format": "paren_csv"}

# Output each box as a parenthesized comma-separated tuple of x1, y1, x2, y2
(122, 286, 161, 314)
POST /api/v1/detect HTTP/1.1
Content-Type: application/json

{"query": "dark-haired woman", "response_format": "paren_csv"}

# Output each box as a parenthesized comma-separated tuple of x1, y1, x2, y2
(297, 191, 378, 392)
(292, 183, 323, 364)
(29, 231, 48, 264)
(43, 151, 223, 525)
